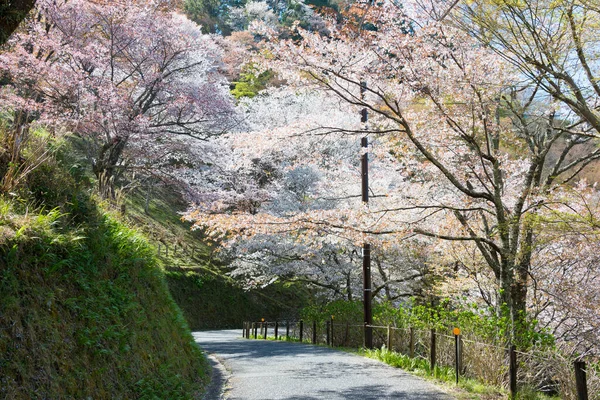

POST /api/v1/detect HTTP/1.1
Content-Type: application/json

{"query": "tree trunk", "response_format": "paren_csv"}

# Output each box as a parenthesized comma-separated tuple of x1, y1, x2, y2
(93, 137, 127, 199)
(497, 259, 529, 346)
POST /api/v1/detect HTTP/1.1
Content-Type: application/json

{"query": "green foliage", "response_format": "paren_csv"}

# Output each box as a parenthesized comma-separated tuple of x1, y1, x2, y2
(0, 195, 209, 398)
(363, 347, 430, 372)
(380, 299, 554, 348)
(0, 118, 92, 209)
(135, 364, 192, 400)
(183, 0, 244, 34)
(231, 65, 275, 99)
(301, 299, 363, 323)
(184, 0, 222, 19)
(303, 299, 554, 349)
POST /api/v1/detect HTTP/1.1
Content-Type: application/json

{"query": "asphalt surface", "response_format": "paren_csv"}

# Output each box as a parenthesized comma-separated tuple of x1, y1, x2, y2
(193, 330, 455, 400)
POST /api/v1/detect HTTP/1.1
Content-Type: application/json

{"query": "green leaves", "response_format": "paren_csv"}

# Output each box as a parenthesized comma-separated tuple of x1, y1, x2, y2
(231, 64, 275, 100)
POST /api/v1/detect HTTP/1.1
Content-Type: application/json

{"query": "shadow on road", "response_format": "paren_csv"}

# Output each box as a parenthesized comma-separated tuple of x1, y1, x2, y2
(194, 330, 455, 400)
(199, 337, 339, 360)
(284, 384, 445, 400)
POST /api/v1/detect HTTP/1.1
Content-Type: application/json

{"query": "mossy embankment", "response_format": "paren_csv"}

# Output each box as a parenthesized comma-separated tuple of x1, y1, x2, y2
(0, 195, 209, 399)
(122, 187, 309, 331)
(165, 266, 306, 330)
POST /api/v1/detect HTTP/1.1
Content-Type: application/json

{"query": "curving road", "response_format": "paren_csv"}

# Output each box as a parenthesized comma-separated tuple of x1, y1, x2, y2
(193, 330, 455, 400)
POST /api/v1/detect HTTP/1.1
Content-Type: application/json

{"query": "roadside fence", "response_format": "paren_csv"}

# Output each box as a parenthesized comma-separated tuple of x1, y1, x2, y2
(242, 319, 598, 400)
(157, 242, 198, 259)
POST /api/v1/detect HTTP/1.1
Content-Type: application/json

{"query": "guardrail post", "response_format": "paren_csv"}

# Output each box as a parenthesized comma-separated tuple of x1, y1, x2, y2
(430, 328, 436, 373)
(386, 325, 392, 350)
(345, 322, 349, 346)
(454, 331, 460, 384)
(312, 321, 317, 344)
(574, 360, 589, 400)
(299, 320, 304, 343)
(459, 335, 464, 374)
(330, 316, 334, 347)
(409, 327, 414, 358)
(509, 344, 517, 399)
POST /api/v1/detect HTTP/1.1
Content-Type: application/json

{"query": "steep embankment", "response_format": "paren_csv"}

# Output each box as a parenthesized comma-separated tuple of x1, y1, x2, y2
(165, 266, 305, 330)
(122, 188, 309, 330)
(0, 195, 209, 399)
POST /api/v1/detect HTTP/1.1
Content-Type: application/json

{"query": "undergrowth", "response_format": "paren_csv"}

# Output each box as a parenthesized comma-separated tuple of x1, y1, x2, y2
(0, 195, 209, 398)
(362, 347, 558, 400)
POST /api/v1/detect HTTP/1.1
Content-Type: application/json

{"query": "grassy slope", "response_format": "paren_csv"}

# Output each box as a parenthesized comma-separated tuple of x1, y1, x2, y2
(123, 187, 308, 331)
(0, 195, 209, 399)
(0, 127, 213, 400)
(0, 124, 307, 397)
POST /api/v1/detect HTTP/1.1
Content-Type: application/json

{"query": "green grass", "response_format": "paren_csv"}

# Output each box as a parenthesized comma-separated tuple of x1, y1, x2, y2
(361, 347, 559, 400)
(361, 347, 503, 399)
(0, 194, 210, 399)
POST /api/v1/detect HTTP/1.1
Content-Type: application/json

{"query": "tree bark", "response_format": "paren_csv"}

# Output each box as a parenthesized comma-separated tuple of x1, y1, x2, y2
(92, 137, 127, 199)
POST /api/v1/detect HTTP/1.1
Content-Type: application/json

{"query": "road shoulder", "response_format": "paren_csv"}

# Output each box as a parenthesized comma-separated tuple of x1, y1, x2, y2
(202, 353, 231, 400)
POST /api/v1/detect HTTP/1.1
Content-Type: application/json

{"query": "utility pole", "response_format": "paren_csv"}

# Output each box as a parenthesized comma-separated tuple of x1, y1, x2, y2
(360, 81, 373, 349)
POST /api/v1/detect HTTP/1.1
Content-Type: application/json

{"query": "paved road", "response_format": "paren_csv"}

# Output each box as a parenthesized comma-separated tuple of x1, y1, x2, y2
(193, 330, 455, 400)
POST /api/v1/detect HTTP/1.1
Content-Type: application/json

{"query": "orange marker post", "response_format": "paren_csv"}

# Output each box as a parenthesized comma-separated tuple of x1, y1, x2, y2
(453, 327, 461, 384)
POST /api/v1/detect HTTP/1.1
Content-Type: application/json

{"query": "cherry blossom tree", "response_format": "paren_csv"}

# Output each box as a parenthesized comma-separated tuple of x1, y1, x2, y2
(256, 1, 600, 341)
(524, 185, 600, 354)
(184, 86, 439, 301)
(184, 2, 600, 346)
(452, 0, 600, 140)
(0, 0, 235, 197)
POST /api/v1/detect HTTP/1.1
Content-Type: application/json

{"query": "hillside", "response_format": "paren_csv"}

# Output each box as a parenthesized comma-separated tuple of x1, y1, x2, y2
(121, 186, 309, 330)
(0, 194, 209, 398)
(0, 126, 212, 398)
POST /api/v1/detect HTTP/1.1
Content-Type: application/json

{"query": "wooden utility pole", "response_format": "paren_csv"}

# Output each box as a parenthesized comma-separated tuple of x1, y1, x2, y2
(360, 81, 373, 349)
